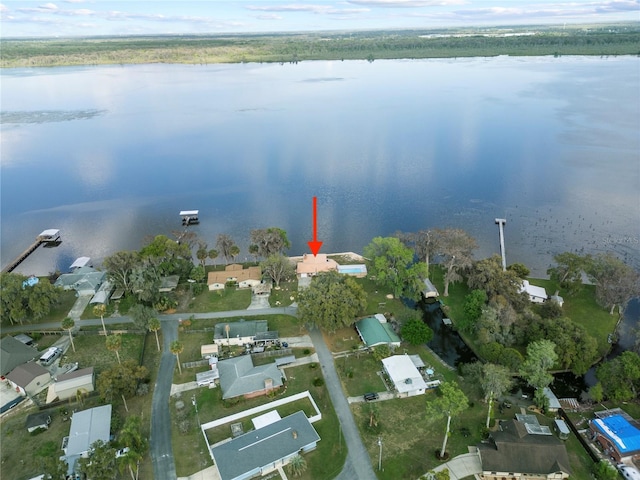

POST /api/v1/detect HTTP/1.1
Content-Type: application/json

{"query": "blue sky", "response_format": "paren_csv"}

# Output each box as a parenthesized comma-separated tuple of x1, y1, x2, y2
(1, 1, 638, 38)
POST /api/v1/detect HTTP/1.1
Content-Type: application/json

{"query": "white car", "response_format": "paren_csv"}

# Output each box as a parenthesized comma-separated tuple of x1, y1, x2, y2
(115, 447, 130, 459)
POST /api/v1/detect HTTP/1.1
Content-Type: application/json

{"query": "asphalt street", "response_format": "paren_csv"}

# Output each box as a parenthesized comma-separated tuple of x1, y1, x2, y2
(7, 305, 378, 479)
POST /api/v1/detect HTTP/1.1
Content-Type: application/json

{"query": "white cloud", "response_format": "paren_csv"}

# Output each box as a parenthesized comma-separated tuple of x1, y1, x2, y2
(246, 3, 370, 15)
(347, 0, 467, 7)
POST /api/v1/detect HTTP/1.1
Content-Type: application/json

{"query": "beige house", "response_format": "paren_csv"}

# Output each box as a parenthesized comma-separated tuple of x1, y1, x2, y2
(296, 254, 338, 278)
(7, 362, 51, 396)
(46, 367, 95, 403)
(208, 264, 262, 291)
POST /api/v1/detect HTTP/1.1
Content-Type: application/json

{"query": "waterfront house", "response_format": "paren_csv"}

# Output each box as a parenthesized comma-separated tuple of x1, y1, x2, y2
(208, 264, 262, 291)
(210, 410, 320, 480)
(520, 280, 548, 304)
(296, 253, 338, 278)
(54, 266, 106, 296)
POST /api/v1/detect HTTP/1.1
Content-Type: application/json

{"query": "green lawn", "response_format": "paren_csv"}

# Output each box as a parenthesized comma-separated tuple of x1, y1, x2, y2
(171, 363, 346, 479)
(336, 352, 386, 397)
(188, 314, 304, 337)
(63, 333, 145, 374)
(184, 287, 251, 312)
(529, 279, 616, 356)
(269, 280, 298, 307)
(356, 277, 409, 317)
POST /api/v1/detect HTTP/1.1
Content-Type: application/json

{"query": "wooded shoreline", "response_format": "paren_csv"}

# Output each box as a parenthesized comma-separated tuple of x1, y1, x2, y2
(2, 22, 639, 68)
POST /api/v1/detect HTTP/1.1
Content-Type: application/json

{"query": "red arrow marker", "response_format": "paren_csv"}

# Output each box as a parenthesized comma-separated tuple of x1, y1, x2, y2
(307, 196, 323, 257)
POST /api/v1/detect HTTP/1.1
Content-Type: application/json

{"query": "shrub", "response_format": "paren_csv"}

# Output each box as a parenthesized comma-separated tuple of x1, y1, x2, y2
(312, 377, 324, 387)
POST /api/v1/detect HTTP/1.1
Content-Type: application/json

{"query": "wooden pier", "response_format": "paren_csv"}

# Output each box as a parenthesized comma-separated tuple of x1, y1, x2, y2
(1, 229, 60, 274)
(495, 218, 507, 272)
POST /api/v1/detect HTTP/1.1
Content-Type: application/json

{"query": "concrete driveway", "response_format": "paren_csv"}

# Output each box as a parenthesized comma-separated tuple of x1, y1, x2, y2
(431, 451, 482, 480)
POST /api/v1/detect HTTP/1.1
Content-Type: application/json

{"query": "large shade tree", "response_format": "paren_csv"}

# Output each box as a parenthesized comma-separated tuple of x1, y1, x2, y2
(364, 236, 427, 299)
(546, 252, 587, 295)
(396, 229, 439, 278)
(587, 253, 639, 314)
(463, 362, 514, 427)
(97, 360, 149, 412)
(78, 440, 116, 480)
(297, 271, 367, 333)
(260, 254, 295, 287)
(595, 351, 640, 401)
(103, 250, 142, 294)
(432, 228, 477, 296)
(250, 227, 291, 258)
(467, 255, 529, 310)
(424, 381, 469, 459)
(519, 339, 558, 409)
(0, 272, 62, 325)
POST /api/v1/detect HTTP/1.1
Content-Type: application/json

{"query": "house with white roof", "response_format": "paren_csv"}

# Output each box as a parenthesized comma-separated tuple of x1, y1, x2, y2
(62, 404, 112, 476)
(381, 355, 428, 397)
(520, 280, 548, 304)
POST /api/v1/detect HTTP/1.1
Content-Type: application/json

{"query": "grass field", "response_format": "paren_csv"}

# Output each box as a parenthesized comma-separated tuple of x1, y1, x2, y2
(185, 287, 251, 312)
(63, 333, 145, 374)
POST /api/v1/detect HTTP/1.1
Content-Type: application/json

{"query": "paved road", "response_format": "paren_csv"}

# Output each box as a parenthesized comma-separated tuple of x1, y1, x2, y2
(309, 328, 377, 480)
(151, 319, 178, 480)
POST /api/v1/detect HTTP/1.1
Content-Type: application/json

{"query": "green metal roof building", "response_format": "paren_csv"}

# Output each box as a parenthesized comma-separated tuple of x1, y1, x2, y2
(355, 314, 401, 348)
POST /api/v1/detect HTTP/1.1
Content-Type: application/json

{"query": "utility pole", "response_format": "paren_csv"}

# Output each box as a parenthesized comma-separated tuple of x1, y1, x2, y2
(377, 436, 383, 471)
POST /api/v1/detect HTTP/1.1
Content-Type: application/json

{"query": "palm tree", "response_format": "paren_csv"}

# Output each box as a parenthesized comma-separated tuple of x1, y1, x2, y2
(93, 304, 108, 337)
(208, 249, 219, 265)
(170, 340, 184, 374)
(106, 334, 122, 364)
(148, 317, 161, 351)
(287, 454, 307, 477)
(61, 317, 76, 353)
(196, 242, 208, 268)
(230, 244, 240, 263)
(75, 387, 89, 407)
(118, 415, 148, 480)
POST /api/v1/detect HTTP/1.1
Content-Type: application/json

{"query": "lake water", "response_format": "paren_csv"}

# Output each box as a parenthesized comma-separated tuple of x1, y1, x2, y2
(1, 56, 639, 280)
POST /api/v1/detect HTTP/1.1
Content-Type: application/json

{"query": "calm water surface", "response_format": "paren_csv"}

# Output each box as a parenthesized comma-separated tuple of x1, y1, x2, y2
(1, 57, 639, 278)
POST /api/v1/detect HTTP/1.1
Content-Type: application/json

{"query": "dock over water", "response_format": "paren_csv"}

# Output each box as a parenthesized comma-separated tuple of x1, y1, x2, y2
(1, 229, 61, 274)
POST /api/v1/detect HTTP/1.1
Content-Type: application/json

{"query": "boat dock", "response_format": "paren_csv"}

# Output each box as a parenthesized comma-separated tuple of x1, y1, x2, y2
(1, 229, 61, 274)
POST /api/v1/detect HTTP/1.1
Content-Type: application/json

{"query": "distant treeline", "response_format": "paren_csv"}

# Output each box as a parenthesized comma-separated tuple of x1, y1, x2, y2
(2, 23, 639, 67)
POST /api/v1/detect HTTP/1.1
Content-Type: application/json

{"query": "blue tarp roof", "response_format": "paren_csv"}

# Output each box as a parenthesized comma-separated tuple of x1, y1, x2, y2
(593, 414, 640, 454)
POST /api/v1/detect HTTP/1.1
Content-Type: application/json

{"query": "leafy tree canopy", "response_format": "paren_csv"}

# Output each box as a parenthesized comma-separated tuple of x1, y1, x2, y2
(103, 250, 141, 294)
(519, 339, 558, 399)
(78, 440, 116, 480)
(596, 351, 640, 401)
(260, 254, 295, 287)
(297, 271, 367, 333)
(432, 228, 477, 297)
(97, 360, 149, 405)
(401, 315, 433, 345)
(250, 227, 291, 258)
(364, 236, 427, 299)
(547, 252, 586, 296)
(0, 272, 62, 325)
(467, 255, 529, 311)
(587, 252, 640, 314)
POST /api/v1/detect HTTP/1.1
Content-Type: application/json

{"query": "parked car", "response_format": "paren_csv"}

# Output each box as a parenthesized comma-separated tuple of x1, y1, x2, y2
(364, 392, 379, 401)
(115, 447, 130, 459)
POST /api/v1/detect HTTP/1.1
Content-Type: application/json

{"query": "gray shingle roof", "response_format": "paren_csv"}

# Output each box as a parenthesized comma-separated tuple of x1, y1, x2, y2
(218, 355, 283, 399)
(211, 411, 320, 480)
(7, 361, 49, 387)
(478, 419, 572, 475)
(0, 336, 39, 376)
